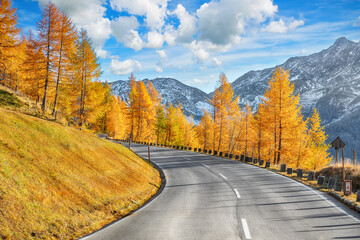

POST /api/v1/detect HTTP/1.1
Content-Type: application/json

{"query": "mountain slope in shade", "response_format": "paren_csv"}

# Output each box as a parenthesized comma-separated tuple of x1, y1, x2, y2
(231, 37, 360, 159)
(111, 78, 212, 121)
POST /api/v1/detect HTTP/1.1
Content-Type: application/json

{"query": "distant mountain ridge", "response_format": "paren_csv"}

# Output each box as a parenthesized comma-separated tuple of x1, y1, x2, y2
(111, 37, 360, 160)
(111, 78, 212, 120)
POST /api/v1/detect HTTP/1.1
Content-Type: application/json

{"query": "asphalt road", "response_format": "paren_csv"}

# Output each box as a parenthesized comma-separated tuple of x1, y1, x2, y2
(82, 143, 360, 240)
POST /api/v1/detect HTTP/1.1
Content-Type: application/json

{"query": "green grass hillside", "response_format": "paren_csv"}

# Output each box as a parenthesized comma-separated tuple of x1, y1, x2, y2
(0, 105, 160, 239)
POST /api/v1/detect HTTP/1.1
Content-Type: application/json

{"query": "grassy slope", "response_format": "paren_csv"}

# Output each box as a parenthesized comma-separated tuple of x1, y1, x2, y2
(0, 107, 160, 239)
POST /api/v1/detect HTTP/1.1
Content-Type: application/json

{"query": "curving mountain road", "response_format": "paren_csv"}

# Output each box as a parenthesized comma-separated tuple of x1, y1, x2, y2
(82, 143, 360, 240)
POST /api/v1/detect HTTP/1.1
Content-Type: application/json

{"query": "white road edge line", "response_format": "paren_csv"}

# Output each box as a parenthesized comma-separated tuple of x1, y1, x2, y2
(219, 173, 227, 180)
(234, 188, 241, 199)
(241, 219, 252, 239)
(267, 170, 360, 222)
(202, 164, 210, 168)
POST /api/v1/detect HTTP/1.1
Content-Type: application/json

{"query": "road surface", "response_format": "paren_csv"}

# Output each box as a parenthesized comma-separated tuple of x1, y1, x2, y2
(82, 143, 360, 240)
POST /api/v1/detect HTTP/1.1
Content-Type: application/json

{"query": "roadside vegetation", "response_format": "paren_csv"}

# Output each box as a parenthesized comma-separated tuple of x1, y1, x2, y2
(0, 92, 160, 239)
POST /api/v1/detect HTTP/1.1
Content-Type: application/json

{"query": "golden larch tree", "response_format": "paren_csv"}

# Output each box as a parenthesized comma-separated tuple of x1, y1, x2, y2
(0, 0, 20, 87)
(37, 2, 61, 114)
(70, 29, 101, 127)
(304, 108, 330, 170)
(210, 73, 236, 152)
(262, 67, 303, 164)
(52, 12, 77, 118)
(197, 109, 214, 150)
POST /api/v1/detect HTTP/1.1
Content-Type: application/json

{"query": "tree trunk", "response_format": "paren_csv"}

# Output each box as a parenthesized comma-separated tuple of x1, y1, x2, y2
(52, 20, 65, 117)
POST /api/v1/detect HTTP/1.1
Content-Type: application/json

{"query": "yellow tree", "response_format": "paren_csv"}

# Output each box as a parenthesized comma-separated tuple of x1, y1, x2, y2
(293, 118, 310, 168)
(0, 0, 20, 87)
(22, 31, 46, 105)
(127, 73, 138, 141)
(135, 81, 153, 142)
(237, 103, 255, 158)
(107, 96, 120, 137)
(107, 96, 129, 139)
(253, 103, 268, 161)
(197, 109, 214, 150)
(154, 105, 166, 144)
(262, 67, 303, 164)
(226, 96, 241, 154)
(304, 108, 330, 170)
(146, 81, 161, 142)
(228, 109, 244, 155)
(37, 2, 61, 114)
(86, 81, 111, 131)
(52, 12, 77, 117)
(7, 35, 26, 92)
(70, 29, 101, 127)
(210, 73, 236, 152)
(165, 103, 186, 145)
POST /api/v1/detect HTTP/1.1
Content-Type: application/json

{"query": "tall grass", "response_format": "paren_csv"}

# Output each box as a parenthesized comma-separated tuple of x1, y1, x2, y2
(0, 108, 160, 239)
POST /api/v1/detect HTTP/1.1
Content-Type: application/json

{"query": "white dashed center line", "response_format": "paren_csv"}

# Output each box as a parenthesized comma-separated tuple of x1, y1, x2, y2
(219, 173, 227, 180)
(241, 219, 252, 239)
(233, 189, 241, 199)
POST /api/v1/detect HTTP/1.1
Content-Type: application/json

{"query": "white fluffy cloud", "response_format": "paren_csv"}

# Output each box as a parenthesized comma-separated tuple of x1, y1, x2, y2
(111, 59, 142, 75)
(186, 41, 210, 64)
(111, 16, 144, 51)
(110, 0, 169, 30)
(212, 57, 222, 67)
(196, 0, 278, 45)
(155, 49, 167, 72)
(157, 49, 167, 59)
(145, 31, 164, 49)
(155, 65, 163, 73)
(169, 4, 197, 43)
(265, 18, 304, 33)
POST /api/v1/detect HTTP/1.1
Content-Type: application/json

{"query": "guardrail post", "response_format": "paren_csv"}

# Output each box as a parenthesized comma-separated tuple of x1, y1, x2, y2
(307, 171, 314, 181)
(328, 177, 336, 189)
(296, 169, 303, 178)
(280, 164, 286, 172)
(317, 176, 325, 185)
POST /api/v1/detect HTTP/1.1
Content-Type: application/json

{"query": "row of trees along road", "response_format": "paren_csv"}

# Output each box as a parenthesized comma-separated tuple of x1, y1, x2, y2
(1, 1, 110, 130)
(1, 0, 330, 170)
(108, 68, 330, 171)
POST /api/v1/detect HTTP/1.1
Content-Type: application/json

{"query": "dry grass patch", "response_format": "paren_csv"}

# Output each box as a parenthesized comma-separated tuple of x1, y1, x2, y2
(0, 108, 160, 239)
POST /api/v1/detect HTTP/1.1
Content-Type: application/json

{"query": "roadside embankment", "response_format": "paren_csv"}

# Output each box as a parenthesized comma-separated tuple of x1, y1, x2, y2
(0, 108, 161, 239)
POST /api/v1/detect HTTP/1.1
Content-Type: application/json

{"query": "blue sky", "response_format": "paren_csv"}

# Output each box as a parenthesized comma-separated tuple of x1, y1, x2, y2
(15, 0, 360, 93)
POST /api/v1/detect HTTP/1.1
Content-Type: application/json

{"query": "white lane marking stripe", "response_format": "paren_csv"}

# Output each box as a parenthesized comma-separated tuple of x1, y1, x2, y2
(219, 173, 227, 179)
(234, 189, 241, 199)
(202, 164, 210, 168)
(241, 219, 252, 239)
(267, 170, 360, 222)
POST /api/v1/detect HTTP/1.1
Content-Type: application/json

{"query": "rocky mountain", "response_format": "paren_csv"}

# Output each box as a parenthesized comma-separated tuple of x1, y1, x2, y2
(111, 37, 360, 160)
(231, 37, 360, 159)
(111, 78, 212, 121)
